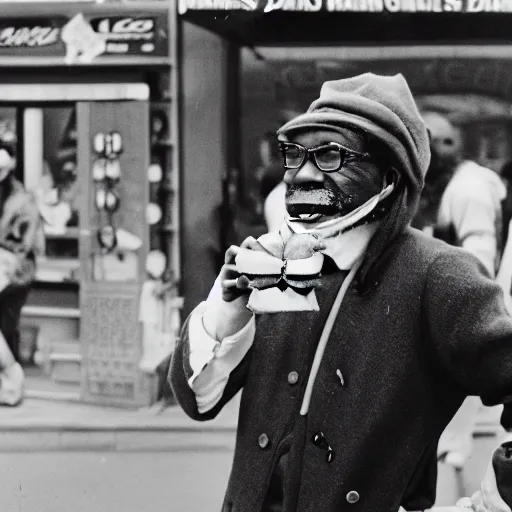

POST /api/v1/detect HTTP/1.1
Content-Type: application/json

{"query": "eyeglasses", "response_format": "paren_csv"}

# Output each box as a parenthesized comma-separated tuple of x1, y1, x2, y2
(311, 431, 335, 463)
(279, 141, 371, 174)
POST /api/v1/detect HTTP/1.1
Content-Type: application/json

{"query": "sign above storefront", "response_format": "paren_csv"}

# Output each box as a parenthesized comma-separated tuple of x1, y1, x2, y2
(0, 9, 168, 66)
(0, 18, 63, 49)
(179, 0, 512, 13)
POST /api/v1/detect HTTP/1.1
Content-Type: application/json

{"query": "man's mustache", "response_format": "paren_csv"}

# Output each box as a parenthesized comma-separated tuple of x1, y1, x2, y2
(285, 181, 352, 217)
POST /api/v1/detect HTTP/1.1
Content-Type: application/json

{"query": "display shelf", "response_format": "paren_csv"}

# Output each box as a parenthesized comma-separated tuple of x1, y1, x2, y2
(43, 227, 79, 240)
(22, 305, 80, 319)
(35, 256, 80, 283)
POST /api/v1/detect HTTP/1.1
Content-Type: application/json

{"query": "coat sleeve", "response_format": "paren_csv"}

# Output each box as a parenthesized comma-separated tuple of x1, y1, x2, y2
(168, 310, 252, 421)
(424, 249, 512, 411)
(425, 250, 512, 510)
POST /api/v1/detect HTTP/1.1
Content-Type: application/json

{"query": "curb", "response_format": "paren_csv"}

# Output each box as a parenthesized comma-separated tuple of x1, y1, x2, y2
(0, 427, 237, 452)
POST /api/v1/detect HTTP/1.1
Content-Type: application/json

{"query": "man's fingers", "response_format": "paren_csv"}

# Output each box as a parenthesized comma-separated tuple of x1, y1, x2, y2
(225, 237, 260, 266)
(223, 279, 238, 290)
(240, 236, 258, 250)
(223, 264, 238, 280)
(237, 275, 251, 289)
(222, 275, 251, 291)
(225, 245, 241, 265)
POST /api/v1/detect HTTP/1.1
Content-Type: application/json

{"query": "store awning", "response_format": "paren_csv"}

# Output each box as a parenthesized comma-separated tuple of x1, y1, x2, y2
(179, 1, 512, 46)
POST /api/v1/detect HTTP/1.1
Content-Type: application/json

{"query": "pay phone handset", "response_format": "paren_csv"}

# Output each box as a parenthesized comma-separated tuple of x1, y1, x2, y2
(92, 131, 123, 252)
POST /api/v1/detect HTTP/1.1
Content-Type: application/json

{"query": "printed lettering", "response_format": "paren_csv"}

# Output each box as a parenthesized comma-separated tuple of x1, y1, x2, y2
(443, 0, 463, 11)
(0, 26, 59, 47)
(383, 0, 401, 11)
(367, 0, 384, 11)
(305, 0, 323, 10)
(467, 0, 483, 10)
(265, 0, 285, 11)
(400, 0, 418, 12)
(181, 0, 512, 11)
(111, 19, 154, 33)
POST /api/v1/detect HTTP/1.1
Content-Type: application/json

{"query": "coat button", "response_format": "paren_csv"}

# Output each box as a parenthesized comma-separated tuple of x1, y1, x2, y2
(346, 491, 360, 504)
(288, 371, 299, 385)
(258, 433, 270, 449)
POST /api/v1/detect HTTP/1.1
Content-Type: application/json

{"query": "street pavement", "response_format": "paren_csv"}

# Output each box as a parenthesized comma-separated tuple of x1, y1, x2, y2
(0, 448, 234, 512)
(0, 429, 506, 511)
(0, 395, 505, 510)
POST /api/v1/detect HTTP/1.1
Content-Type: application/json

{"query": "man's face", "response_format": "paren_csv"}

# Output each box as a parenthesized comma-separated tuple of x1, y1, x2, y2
(282, 128, 385, 227)
(423, 113, 460, 177)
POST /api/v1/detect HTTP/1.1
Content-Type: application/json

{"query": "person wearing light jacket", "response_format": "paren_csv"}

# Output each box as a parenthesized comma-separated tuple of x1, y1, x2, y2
(423, 112, 506, 277)
(170, 73, 512, 512)
(419, 113, 508, 477)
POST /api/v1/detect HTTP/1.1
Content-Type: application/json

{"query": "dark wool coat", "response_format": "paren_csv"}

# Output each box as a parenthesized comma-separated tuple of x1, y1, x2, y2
(170, 227, 512, 512)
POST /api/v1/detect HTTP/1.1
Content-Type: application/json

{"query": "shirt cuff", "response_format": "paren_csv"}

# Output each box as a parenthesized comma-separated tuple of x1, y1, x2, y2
(187, 302, 220, 385)
(187, 308, 255, 413)
(187, 302, 255, 388)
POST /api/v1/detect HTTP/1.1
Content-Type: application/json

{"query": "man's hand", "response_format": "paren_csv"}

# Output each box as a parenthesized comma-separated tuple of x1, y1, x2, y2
(220, 236, 260, 302)
(202, 236, 259, 341)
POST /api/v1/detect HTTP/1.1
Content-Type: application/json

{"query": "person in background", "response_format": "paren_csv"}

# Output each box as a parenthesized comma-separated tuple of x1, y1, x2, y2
(496, 160, 512, 314)
(0, 326, 24, 406)
(0, 144, 40, 371)
(259, 111, 302, 232)
(419, 113, 508, 504)
(411, 113, 454, 235)
(424, 112, 506, 276)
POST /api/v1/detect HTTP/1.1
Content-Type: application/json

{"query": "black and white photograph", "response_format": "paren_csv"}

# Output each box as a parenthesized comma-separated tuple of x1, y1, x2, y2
(0, 1, 511, 511)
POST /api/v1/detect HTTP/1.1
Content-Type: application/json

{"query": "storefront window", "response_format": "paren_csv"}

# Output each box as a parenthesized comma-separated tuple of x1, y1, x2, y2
(0, 105, 79, 282)
(36, 106, 79, 263)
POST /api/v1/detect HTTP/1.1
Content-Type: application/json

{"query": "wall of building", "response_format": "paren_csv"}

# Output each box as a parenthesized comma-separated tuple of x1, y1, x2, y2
(180, 21, 229, 316)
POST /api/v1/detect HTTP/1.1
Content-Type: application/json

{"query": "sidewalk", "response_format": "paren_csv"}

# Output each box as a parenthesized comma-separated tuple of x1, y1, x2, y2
(0, 394, 240, 452)
(0, 394, 503, 453)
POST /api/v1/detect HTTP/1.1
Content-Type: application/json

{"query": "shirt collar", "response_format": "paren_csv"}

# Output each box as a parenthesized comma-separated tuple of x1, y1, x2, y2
(281, 220, 379, 271)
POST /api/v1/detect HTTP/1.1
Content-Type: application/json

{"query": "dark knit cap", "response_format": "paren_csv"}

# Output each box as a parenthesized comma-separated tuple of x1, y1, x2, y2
(277, 73, 430, 200)
(277, 73, 431, 292)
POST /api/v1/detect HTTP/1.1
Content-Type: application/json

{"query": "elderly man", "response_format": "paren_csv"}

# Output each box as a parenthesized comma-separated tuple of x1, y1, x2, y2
(170, 73, 512, 512)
